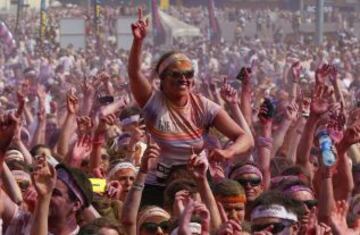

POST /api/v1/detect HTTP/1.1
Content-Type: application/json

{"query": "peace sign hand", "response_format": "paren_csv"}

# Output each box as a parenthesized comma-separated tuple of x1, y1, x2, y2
(131, 8, 149, 41)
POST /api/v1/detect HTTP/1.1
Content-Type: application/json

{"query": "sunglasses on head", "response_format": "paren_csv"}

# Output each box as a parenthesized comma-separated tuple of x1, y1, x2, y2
(236, 178, 261, 187)
(303, 199, 318, 210)
(140, 221, 170, 233)
(251, 220, 293, 234)
(165, 70, 195, 79)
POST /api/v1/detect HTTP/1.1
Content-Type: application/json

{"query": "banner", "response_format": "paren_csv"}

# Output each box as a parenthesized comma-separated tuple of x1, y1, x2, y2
(151, 0, 166, 45)
(207, 0, 221, 44)
(94, 0, 102, 50)
(160, 0, 169, 10)
(40, 0, 47, 43)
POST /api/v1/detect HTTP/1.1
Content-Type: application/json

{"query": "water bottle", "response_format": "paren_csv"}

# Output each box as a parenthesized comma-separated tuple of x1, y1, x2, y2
(317, 129, 336, 166)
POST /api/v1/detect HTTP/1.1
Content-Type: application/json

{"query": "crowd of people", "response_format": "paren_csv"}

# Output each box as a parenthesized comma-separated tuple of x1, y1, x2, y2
(0, 1, 360, 235)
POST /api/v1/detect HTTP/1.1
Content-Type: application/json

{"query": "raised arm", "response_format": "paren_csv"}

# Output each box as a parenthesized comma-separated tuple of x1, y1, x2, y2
(296, 85, 333, 177)
(121, 136, 160, 235)
(271, 102, 298, 157)
(0, 114, 21, 228)
(89, 114, 116, 177)
(30, 155, 56, 235)
(332, 121, 360, 200)
(57, 93, 78, 159)
(220, 78, 253, 138)
(128, 8, 152, 107)
(257, 104, 273, 190)
(31, 85, 47, 147)
(188, 151, 221, 230)
(239, 68, 253, 127)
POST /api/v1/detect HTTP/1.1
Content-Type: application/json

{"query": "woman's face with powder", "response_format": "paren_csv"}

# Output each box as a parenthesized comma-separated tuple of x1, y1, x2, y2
(161, 60, 194, 98)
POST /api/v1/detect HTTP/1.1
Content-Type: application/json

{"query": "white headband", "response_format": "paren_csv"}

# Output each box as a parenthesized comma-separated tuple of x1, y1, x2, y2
(121, 114, 140, 126)
(107, 162, 136, 179)
(171, 222, 202, 235)
(5, 150, 24, 162)
(251, 204, 298, 222)
(138, 207, 170, 228)
(158, 53, 192, 75)
(11, 170, 31, 182)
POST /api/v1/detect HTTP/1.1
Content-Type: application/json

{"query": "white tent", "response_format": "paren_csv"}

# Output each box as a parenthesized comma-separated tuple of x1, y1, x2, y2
(158, 10, 201, 38)
(147, 10, 201, 45)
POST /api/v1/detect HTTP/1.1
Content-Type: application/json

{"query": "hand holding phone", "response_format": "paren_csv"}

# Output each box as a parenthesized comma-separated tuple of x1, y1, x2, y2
(236, 67, 252, 82)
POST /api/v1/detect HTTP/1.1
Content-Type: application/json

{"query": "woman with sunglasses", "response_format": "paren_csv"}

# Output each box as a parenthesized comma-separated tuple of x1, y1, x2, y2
(228, 162, 264, 219)
(128, 9, 253, 205)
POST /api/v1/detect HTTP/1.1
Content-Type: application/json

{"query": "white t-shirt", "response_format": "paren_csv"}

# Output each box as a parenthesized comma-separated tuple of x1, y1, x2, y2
(142, 91, 221, 186)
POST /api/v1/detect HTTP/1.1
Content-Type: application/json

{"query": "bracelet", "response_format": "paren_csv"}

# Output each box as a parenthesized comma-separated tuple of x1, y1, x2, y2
(132, 182, 144, 191)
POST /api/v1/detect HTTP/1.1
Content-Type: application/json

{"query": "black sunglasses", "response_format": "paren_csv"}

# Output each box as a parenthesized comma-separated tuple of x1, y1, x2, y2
(140, 221, 170, 233)
(17, 180, 30, 191)
(251, 220, 293, 234)
(303, 199, 318, 210)
(165, 70, 195, 79)
(236, 178, 261, 187)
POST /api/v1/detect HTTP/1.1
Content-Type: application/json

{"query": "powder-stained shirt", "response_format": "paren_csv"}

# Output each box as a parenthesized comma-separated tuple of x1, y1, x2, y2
(142, 91, 221, 186)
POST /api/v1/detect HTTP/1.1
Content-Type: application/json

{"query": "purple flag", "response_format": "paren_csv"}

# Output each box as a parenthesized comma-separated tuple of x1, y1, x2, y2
(207, 0, 221, 44)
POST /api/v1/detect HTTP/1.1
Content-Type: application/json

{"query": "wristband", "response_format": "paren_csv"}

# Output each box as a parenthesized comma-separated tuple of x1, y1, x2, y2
(132, 182, 144, 191)
(302, 112, 310, 118)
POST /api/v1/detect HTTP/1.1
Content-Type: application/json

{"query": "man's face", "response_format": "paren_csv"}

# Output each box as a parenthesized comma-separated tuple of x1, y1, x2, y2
(112, 168, 136, 199)
(49, 180, 78, 222)
(251, 217, 298, 235)
(221, 201, 245, 223)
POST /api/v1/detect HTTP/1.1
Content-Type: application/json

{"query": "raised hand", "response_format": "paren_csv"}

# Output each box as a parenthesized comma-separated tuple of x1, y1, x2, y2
(330, 200, 358, 235)
(31, 155, 56, 198)
(128, 124, 146, 149)
(289, 61, 302, 83)
(36, 84, 47, 104)
(96, 113, 116, 134)
(284, 102, 299, 121)
(220, 77, 238, 104)
(173, 190, 192, 217)
(50, 101, 58, 114)
(82, 80, 96, 98)
(71, 135, 92, 162)
(300, 97, 311, 116)
(310, 85, 333, 117)
(188, 147, 209, 180)
(340, 119, 360, 150)
(66, 92, 79, 115)
(76, 116, 93, 135)
(106, 180, 123, 200)
(315, 64, 332, 84)
(193, 202, 210, 234)
(329, 65, 338, 84)
(139, 133, 160, 173)
(238, 67, 252, 86)
(16, 91, 25, 117)
(0, 113, 20, 154)
(131, 8, 149, 41)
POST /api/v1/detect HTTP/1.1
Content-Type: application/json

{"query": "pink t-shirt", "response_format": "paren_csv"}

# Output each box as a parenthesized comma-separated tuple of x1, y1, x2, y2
(143, 91, 221, 185)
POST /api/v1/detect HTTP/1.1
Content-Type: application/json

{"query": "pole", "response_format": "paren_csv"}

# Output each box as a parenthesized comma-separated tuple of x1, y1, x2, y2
(315, 0, 324, 46)
(299, 0, 304, 20)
